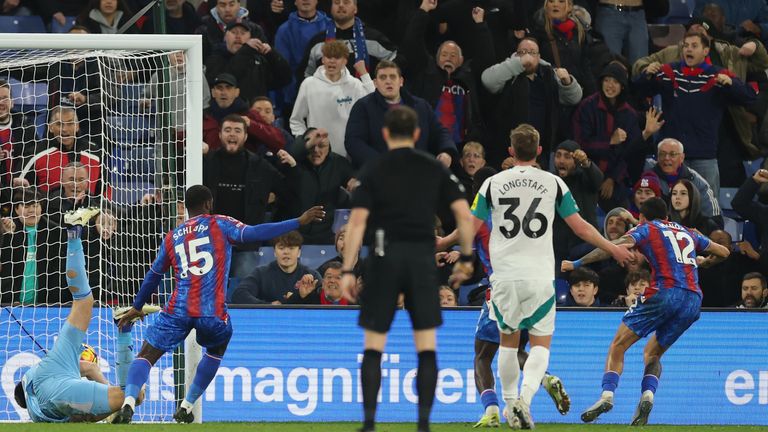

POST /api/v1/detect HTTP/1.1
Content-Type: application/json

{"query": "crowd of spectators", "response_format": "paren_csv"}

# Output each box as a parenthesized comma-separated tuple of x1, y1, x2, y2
(1, 0, 768, 309)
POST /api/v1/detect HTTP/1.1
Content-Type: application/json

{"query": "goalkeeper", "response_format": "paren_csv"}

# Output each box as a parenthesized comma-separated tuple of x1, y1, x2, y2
(13, 207, 154, 422)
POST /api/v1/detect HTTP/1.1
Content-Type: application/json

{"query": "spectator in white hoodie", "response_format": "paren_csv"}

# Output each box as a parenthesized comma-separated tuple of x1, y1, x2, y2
(290, 40, 375, 157)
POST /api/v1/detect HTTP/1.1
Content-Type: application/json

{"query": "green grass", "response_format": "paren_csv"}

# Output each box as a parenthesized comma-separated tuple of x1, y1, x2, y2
(3, 424, 768, 432)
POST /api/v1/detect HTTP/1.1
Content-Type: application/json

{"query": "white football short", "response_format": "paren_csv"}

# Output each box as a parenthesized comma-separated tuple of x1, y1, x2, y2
(488, 277, 556, 336)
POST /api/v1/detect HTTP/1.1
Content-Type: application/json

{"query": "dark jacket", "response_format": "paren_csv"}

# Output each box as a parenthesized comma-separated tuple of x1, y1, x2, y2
(195, 10, 266, 58)
(634, 61, 757, 159)
(732, 177, 768, 273)
(646, 160, 722, 220)
(553, 162, 603, 257)
(0, 112, 39, 215)
(0, 216, 68, 305)
(141, 1, 202, 34)
(230, 261, 321, 304)
(401, 8, 494, 143)
(572, 92, 644, 185)
(532, 20, 596, 96)
(290, 137, 354, 244)
(345, 89, 457, 168)
(203, 148, 299, 226)
(205, 44, 292, 104)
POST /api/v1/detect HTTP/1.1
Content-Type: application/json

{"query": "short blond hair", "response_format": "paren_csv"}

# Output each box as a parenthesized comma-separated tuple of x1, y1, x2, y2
(462, 141, 485, 158)
(510, 124, 540, 161)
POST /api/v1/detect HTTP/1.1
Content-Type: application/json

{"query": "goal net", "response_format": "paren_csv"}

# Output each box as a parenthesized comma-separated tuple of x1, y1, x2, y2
(0, 34, 203, 422)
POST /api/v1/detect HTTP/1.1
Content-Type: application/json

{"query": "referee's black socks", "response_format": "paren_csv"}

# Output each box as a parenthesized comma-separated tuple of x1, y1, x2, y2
(416, 350, 438, 432)
(361, 349, 382, 430)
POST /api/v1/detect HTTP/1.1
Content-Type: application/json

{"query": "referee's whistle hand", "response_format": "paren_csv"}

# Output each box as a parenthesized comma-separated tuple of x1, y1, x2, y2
(298, 206, 326, 225)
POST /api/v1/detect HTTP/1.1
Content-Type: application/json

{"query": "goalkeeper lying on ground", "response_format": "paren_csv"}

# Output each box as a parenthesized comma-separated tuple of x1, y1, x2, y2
(13, 207, 158, 422)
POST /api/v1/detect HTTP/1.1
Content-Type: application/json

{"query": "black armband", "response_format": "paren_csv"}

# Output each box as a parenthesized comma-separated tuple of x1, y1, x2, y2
(459, 253, 474, 263)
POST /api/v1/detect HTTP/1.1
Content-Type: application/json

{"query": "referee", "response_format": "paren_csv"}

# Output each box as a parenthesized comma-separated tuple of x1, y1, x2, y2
(340, 105, 475, 432)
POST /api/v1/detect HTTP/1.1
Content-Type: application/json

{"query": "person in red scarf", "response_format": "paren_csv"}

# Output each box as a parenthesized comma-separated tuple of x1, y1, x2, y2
(533, 0, 597, 96)
(285, 261, 351, 305)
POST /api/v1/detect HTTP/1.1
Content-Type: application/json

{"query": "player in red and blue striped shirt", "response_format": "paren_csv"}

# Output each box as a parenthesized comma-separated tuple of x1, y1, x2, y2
(112, 185, 325, 424)
(564, 198, 729, 426)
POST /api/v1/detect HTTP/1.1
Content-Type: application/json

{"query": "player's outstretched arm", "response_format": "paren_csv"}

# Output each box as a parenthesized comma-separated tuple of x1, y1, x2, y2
(705, 241, 731, 259)
(563, 213, 635, 266)
(240, 206, 326, 243)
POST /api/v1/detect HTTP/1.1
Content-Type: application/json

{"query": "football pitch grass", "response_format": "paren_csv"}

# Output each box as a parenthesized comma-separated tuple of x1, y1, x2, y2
(4, 423, 768, 432)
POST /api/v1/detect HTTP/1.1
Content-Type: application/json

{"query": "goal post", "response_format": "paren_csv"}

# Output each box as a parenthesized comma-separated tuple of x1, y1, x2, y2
(0, 33, 202, 422)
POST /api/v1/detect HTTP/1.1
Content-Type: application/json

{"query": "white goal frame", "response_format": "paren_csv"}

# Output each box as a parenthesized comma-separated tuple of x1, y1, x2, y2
(0, 33, 204, 423)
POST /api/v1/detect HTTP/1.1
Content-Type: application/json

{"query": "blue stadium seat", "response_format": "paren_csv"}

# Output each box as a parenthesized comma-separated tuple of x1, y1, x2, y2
(34, 112, 46, 139)
(458, 280, 485, 306)
(8, 79, 47, 111)
(743, 158, 764, 178)
(104, 115, 155, 144)
(0, 16, 46, 33)
(301, 245, 336, 269)
(108, 145, 156, 184)
(717, 188, 739, 212)
(50, 16, 77, 33)
(109, 180, 155, 206)
(332, 208, 350, 233)
(742, 220, 759, 247)
(723, 216, 742, 243)
(656, 0, 694, 24)
(254, 247, 276, 266)
(555, 278, 570, 305)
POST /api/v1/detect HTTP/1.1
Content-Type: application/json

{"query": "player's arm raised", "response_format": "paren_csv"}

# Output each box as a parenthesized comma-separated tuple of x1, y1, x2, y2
(562, 214, 635, 270)
(238, 206, 325, 243)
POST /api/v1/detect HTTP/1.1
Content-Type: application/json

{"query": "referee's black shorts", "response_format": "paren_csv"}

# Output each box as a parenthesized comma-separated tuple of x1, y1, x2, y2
(358, 242, 442, 333)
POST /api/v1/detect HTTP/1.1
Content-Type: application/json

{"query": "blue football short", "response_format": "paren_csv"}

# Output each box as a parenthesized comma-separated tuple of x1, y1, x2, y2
(475, 301, 500, 344)
(622, 287, 701, 348)
(146, 312, 233, 353)
(28, 323, 110, 420)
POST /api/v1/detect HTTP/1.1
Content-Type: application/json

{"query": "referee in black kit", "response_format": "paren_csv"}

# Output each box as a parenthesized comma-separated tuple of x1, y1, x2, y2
(340, 105, 476, 432)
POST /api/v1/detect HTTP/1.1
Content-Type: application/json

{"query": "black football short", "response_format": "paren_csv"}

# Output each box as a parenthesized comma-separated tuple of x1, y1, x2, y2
(358, 242, 442, 332)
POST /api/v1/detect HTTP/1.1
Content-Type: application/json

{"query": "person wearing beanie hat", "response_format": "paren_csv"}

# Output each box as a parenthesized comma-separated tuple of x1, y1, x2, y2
(552, 139, 604, 270)
(628, 172, 663, 219)
(573, 61, 661, 212)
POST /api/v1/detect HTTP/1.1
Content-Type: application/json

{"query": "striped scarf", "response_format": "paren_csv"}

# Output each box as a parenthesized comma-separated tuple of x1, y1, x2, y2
(325, 17, 368, 68)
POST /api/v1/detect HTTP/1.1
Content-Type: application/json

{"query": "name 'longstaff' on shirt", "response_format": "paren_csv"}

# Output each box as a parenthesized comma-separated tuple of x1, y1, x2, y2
(496, 178, 549, 196)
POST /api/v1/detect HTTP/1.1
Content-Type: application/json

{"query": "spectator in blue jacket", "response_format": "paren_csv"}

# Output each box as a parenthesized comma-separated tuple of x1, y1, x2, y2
(344, 60, 457, 169)
(634, 29, 757, 198)
(274, 0, 329, 111)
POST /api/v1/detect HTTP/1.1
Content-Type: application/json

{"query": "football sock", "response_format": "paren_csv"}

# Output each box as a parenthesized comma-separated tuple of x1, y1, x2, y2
(124, 357, 153, 409)
(183, 352, 223, 407)
(480, 389, 499, 413)
(602, 370, 620, 394)
(498, 345, 520, 405)
(65, 235, 91, 300)
(116, 331, 134, 389)
(416, 350, 438, 432)
(521, 345, 549, 407)
(361, 349, 382, 430)
(641, 374, 659, 395)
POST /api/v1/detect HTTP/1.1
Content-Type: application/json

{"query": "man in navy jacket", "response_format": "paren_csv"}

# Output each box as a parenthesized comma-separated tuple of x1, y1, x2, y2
(344, 60, 457, 169)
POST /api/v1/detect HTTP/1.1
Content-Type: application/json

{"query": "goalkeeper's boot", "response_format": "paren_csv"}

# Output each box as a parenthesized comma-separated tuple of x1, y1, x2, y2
(511, 399, 534, 430)
(112, 404, 134, 424)
(174, 406, 195, 424)
(64, 207, 101, 226)
(113, 304, 162, 325)
(630, 390, 654, 426)
(581, 393, 614, 423)
(542, 374, 570, 415)
(502, 406, 521, 430)
(473, 410, 500, 428)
